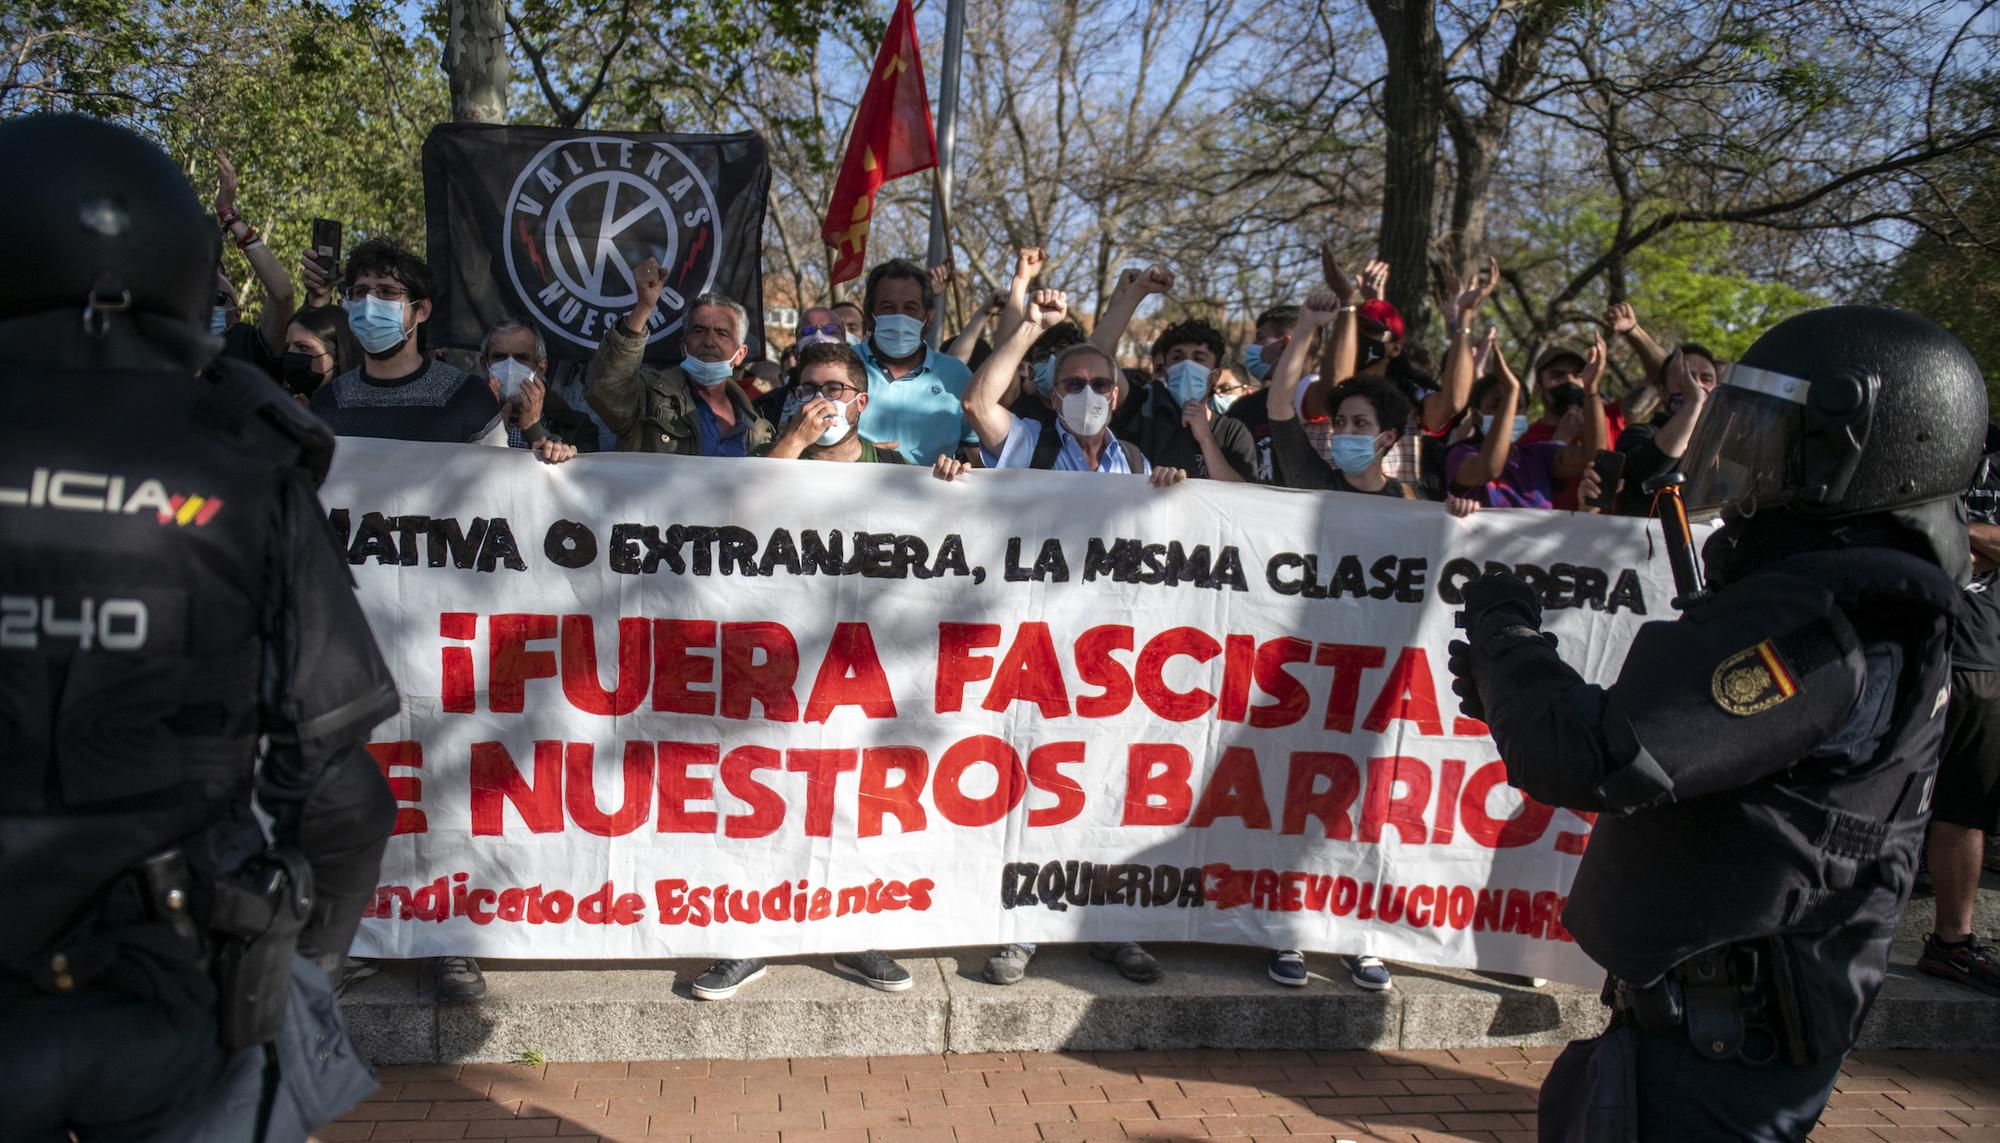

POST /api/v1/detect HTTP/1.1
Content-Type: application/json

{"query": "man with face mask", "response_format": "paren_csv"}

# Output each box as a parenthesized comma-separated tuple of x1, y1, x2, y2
(584, 256, 772, 456)
(481, 317, 594, 464)
(309, 238, 502, 443)
(760, 342, 898, 463)
(848, 258, 975, 464)
(1517, 346, 1621, 510)
(948, 288, 1186, 485)
(1116, 318, 1256, 480)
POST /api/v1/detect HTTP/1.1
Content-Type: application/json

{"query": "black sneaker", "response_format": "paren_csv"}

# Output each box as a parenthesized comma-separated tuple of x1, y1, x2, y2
(833, 950, 913, 992)
(1090, 942, 1163, 983)
(436, 956, 486, 1002)
(1916, 934, 2000, 998)
(691, 958, 767, 1000)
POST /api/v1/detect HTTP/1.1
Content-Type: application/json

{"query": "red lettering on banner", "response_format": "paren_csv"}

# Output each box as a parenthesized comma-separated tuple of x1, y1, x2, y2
(1279, 751, 1360, 839)
(721, 746, 783, 838)
(1135, 627, 1220, 721)
(1460, 761, 1555, 848)
(1026, 743, 1086, 827)
(440, 613, 476, 712)
(1218, 634, 1254, 723)
(566, 740, 652, 836)
(1362, 648, 1443, 736)
(1075, 625, 1134, 717)
(858, 746, 928, 836)
(1123, 744, 1192, 825)
(786, 748, 860, 836)
(1433, 758, 1466, 844)
(364, 740, 428, 835)
(934, 735, 1025, 827)
(657, 742, 720, 833)
(935, 622, 1000, 712)
(1556, 810, 1596, 854)
(1249, 637, 1313, 728)
(983, 622, 1070, 717)
(489, 614, 558, 712)
(720, 622, 800, 721)
(1359, 756, 1431, 844)
(470, 740, 563, 834)
(1188, 746, 1272, 830)
(652, 619, 718, 715)
(805, 622, 896, 721)
(562, 616, 649, 716)
(1315, 643, 1386, 732)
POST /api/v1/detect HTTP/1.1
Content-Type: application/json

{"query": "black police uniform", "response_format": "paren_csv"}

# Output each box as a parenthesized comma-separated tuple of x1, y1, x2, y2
(1448, 305, 1987, 1142)
(0, 114, 399, 1142)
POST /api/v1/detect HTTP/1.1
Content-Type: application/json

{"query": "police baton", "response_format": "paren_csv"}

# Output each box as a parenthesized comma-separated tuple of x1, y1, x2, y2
(1643, 470, 1708, 609)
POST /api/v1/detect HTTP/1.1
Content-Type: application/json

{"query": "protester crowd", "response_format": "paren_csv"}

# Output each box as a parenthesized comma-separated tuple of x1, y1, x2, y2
(203, 158, 2000, 1009)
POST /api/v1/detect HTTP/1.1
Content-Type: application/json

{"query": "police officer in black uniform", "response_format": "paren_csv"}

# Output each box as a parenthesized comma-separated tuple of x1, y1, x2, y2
(1447, 305, 1986, 1141)
(0, 115, 400, 1139)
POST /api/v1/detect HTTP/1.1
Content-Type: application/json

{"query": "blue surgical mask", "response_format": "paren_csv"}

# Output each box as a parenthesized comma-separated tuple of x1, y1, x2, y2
(1328, 433, 1383, 475)
(1242, 343, 1268, 381)
(870, 313, 925, 359)
(209, 306, 230, 336)
(1480, 414, 1531, 441)
(1209, 392, 1238, 415)
(345, 295, 411, 354)
(1164, 359, 1209, 406)
(681, 354, 734, 388)
(1033, 358, 1055, 398)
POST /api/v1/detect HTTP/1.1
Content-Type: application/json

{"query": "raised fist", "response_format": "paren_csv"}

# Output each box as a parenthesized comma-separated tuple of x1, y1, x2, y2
(1014, 247, 1047, 283)
(1027, 288, 1068, 330)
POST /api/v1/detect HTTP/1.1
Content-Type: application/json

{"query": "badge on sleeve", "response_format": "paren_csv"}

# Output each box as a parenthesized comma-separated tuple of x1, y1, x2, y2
(1712, 640, 1800, 716)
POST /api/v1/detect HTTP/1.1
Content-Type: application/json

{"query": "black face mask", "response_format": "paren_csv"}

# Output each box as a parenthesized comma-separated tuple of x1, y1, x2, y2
(1547, 381, 1586, 416)
(1358, 338, 1387, 370)
(281, 350, 326, 396)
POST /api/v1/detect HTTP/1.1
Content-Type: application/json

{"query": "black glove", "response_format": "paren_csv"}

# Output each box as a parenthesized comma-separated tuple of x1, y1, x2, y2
(1458, 572, 1542, 639)
(1449, 574, 1553, 723)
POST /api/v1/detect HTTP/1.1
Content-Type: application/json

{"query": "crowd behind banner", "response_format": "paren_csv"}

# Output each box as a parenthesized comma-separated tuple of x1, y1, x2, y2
(202, 152, 2000, 1006)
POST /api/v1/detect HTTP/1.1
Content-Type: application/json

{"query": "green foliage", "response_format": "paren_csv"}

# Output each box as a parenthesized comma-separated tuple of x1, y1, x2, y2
(1885, 143, 2000, 411)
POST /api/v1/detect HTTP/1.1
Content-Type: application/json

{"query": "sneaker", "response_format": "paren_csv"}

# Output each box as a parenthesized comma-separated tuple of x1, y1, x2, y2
(691, 958, 767, 1000)
(1268, 949, 1308, 987)
(436, 956, 486, 1002)
(1345, 955, 1392, 991)
(1916, 934, 2000, 998)
(1090, 942, 1163, 983)
(833, 950, 913, 992)
(984, 944, 1035, 985)
(337, 957, 380, 996)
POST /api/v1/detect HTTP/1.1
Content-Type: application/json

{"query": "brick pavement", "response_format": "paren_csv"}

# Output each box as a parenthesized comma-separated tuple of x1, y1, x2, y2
(314, 1048, 2000, 1143)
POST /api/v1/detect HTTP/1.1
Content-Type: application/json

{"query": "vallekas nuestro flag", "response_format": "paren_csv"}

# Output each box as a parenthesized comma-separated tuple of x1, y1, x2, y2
(422, 125, 771, 363)
(822, 0, 939, 284)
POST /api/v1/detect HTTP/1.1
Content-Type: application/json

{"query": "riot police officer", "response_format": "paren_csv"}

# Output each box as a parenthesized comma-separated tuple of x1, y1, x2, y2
(0, 115, 400, 1139)
(1447, 305, 1986, 1141)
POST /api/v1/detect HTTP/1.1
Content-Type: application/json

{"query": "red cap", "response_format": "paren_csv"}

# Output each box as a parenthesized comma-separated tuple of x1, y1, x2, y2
(1357, 299, 1405, 341)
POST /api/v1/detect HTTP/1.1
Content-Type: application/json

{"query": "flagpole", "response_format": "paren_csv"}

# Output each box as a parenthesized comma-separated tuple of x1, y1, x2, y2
(925, 0, 966, 341)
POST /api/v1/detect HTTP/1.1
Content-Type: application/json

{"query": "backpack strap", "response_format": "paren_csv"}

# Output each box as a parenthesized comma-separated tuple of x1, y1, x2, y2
(1120, 440, 1146, 474)
(1030, 421, 1064, 470)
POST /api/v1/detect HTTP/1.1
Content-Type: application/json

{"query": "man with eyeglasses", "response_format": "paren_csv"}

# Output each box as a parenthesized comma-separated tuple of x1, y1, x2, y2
(947, 288, 1183, 486)
(760, 342, 899, 463)
(309, 238, 501, 443)
(585, 256, 772, 457)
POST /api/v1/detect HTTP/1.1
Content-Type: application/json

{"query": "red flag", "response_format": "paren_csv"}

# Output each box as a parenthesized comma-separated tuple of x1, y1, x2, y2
(822, 0, 938, 285)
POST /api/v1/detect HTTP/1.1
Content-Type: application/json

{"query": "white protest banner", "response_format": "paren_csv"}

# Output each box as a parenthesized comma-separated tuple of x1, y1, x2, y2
(326, 437, 1682, 984)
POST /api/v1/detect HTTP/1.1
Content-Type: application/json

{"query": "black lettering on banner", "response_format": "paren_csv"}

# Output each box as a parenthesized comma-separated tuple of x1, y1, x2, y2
(475, 518, 526, 572)
(544, 520, 598, 569)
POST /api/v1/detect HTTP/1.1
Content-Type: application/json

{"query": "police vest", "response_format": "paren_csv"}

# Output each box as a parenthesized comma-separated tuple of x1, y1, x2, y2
(0, 358, 320, 970)
(1565, 546, 1957, 1061)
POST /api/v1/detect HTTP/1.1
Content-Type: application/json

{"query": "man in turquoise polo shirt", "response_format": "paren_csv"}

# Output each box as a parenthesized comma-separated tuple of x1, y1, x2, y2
(853, 258, 975, 464)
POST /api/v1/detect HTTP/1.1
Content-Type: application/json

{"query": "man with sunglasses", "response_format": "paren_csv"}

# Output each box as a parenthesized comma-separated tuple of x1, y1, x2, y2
(309, 238, 501, 444)
(950, 290, 1186, 480)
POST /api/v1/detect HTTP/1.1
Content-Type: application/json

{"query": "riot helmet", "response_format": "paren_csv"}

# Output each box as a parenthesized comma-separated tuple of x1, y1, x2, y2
(1683, 306, 1987, 522)
(0, 114, 218, 332)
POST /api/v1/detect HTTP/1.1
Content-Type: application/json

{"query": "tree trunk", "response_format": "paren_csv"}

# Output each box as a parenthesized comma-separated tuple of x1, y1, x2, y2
(445, 0, 509, 124)
(1367, 0, 1442, 335)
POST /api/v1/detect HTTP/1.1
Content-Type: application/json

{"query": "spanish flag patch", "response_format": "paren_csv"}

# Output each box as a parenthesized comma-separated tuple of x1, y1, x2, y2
(1711, 640, 1800, 716)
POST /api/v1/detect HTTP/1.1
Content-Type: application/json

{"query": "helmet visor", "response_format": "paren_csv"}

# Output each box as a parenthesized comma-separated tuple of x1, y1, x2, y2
(1681, 365, 1810, 517)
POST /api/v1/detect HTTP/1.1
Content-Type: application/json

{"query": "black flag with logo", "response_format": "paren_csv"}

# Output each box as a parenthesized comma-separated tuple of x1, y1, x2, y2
(422, 124, 770, 364)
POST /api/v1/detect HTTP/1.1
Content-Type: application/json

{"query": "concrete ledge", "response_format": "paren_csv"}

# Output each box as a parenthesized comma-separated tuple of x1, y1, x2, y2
(343, 877, 2000, 1063)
